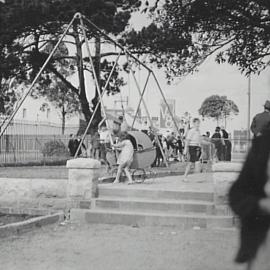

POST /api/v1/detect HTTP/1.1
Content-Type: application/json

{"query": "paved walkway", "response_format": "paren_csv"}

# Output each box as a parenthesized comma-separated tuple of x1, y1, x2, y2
(101, 173, 215, 193)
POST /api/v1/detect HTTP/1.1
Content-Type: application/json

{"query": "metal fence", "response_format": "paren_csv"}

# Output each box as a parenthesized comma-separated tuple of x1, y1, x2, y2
(0, 134, 92, 165)
(0, 119, 87, 165)
(0, 119, 80, 136)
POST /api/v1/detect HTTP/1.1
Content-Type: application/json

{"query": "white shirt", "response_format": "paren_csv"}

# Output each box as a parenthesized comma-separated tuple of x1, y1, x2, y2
(186, 127, 201, 146)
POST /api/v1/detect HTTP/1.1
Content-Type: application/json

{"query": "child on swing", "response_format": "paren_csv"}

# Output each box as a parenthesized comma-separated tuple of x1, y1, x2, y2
(113, 132, 134, 184)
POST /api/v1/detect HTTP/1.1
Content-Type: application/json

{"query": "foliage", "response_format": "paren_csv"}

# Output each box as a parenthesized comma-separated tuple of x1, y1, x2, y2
(41, 139, 69, 157)
(125, 0, 270, 82)
(0, 0, 141, 128)
(198, 95, 239, 122)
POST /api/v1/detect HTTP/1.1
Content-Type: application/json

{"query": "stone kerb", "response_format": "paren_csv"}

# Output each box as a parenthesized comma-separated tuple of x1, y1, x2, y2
(212, 162, 243, 206)
(66, 158, 101, 208)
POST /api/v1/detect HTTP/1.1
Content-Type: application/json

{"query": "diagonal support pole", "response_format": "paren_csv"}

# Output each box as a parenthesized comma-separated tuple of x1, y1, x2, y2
(0, 15, 77, 138)
(82, 15, 152, 73)
(74, 50, 123, 158)
(125, 53, 168, 167)
(131, 71, 151, 129)
(79, 15, 114, 146)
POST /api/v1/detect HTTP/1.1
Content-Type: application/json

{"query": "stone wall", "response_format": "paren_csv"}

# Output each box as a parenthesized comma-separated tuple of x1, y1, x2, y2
(0, 178, 68, 209)
(0, 158, 102, 210)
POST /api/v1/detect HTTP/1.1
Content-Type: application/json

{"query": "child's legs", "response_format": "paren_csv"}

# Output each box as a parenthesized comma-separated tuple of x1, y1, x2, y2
(184, 162, 192, 177)
(114, 164, 124, 183)
(124, 167, 133, 183)
(194, 161, 201, 173)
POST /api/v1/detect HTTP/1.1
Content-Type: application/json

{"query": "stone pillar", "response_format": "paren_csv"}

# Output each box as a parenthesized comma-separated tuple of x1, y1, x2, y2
(66, 158, 101, 208)
(212, 162, 242, 216)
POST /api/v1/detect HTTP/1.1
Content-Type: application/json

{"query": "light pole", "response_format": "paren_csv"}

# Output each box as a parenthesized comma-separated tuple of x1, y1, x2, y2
(247, 75, 251, 143)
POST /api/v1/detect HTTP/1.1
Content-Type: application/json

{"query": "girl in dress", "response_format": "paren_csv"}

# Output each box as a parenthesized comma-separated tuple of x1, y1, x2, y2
(113, 132, 134, 184)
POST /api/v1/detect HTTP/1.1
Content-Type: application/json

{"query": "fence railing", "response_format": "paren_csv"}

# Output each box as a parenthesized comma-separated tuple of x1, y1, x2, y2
(0, 119, 80, 135)
(0, 134, 92, 165)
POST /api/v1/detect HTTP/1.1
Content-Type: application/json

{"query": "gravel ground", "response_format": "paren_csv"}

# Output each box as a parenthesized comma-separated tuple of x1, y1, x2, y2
(0, 223, 246, 270)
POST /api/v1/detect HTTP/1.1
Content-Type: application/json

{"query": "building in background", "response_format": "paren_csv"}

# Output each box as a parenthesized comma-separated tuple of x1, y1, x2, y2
(2, 96, 80, 135)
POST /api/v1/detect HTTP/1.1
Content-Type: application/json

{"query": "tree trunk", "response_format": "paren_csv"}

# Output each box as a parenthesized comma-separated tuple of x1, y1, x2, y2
(91, 36, 102, 130)
(61, 107, 66, 135)
(73, 24, 91, 124)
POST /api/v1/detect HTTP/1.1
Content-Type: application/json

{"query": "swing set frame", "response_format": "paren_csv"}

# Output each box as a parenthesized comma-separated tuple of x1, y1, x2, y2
(0, 12, 180, 167)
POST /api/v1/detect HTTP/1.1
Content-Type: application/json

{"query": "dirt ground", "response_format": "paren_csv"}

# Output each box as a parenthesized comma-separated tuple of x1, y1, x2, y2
(0, 166, 68, 179)
(0, 222, 245, 270)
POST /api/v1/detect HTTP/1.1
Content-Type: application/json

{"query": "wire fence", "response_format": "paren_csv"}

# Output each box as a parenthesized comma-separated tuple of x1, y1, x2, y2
(0, 119, 84, 165)
(0, 134, 93, 165)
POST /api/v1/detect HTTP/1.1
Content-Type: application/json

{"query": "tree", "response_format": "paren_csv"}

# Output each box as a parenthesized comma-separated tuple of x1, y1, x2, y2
(125, 0, 270, 82)
(38, 78, 81, 135)
(198, 95, 239, 126)
(0, 0, 141, 131)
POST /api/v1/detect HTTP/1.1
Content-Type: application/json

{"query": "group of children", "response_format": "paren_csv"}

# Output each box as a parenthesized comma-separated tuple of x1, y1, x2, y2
(68, 117, 222, 184)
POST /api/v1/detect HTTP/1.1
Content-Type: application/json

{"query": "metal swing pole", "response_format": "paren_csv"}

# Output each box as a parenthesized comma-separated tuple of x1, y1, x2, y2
(74, 49, 123, 158)
(151, 72, 181, 136)
(125, 53, 169, 167)
(0, 15, 77, 138)
(131, 71, 151, 129)
(78, 15, 114, 146)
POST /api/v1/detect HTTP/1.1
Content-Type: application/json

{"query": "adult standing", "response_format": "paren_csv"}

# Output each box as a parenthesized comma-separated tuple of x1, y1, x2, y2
(183, 118, 202, 182)
(221, 126, 231, 161)
(251, 100, 270, 137)
(211, 127, 223, 161)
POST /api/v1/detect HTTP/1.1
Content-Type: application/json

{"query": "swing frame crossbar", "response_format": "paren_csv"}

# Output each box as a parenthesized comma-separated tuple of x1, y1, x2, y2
(0, 12, 181, 167)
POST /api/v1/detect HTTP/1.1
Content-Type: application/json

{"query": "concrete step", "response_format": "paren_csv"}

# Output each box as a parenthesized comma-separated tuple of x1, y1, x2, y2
(94, 197, 215, 214)
(98, 186, 214, 202)
(70, 208, 234, 229)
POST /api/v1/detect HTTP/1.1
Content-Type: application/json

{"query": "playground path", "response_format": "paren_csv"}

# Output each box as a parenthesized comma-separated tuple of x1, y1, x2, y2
(0, 222, 245, 270)
(0, 162, 187, 179)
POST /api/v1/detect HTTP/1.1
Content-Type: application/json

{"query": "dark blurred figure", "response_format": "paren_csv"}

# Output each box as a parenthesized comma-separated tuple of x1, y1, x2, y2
(74, 134, 86, 157)
(153, 135, 164, 167)
(211, 127, 222, 161)
(229, 126, 270, 269)
(68, 134, 76, 157)
(221, 127, 232, 161)
(251, 100, 270, 137)
(91, 131, 100, 159)
(176, 135, 183, 162)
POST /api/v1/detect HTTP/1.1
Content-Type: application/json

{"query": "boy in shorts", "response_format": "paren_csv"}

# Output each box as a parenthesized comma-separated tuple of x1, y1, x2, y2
(183, 118, 202, 182)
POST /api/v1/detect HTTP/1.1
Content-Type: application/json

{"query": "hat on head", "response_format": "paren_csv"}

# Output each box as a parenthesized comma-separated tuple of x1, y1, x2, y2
(264, 100, 270, 109)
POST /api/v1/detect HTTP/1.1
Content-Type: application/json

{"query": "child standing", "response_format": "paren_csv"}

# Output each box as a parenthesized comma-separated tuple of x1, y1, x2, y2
(183, 118, 202, 182)
(113, 132, 134, 184)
